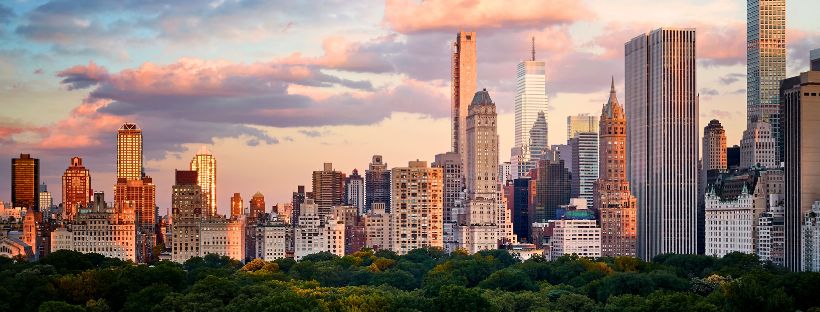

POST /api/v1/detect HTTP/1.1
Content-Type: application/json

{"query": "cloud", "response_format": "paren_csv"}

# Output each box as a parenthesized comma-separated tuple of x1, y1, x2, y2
(700, 88, 720, 96)
(787, 29, 820, 74)
(57, 61, 109, 90)
(299, 130, 322, 137)
(719, 73, 745, 85)
(279, 36, 395, 73)
(0, 4, 13, 25)
(383, 0, 591, 33)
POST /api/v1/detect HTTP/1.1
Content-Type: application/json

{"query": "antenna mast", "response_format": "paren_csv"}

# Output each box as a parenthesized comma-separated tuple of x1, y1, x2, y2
(531, 37, 535, 61)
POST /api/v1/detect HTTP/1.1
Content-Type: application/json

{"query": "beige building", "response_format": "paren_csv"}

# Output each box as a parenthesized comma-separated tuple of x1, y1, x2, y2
(390, 161, 443, 255)
(363, 203, 390, 250)
(171, 170, 203, 262)
(200, 217, 245, 261)
(51, 194, 137, 262)
(548, 218, 601, 260)
(294, 199, 345, 260)
(740, 120, 778, 169)
(116, 123, 143, 181)
(255, 215, 290, 261)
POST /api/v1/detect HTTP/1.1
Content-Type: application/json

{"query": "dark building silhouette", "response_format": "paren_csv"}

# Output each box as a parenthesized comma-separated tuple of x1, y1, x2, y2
(533, 149, 571, 222)
(365, 155, 391, 213)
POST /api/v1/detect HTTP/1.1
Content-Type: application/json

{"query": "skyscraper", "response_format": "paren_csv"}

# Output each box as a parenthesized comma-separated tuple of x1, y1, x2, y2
(783, 71, 820, 271)
(312, 163, 345, 218)
(567, 114, 598, 141)
(513, 38, 549, 178)
(433, 152, 465, 252)
(533, 149, 572, 223)
(462, 89, 502, 253)
(740, 120, 778, 169)
(114, 177, 156, 262)
(594, 80, 637, 257)
(249, 192, 266, 221)
(700, 119, 727, 255)
(190, 147, 217, 217)
(626, 28, 698, 260)
(345, 169, 365, 214)
(747, 0, 786, 158)
(365, 155, 391, 213)
(116, 123, 143, 181)
(230, 193, 243, 218)
(452, 31, 477, 166)
(390, 160, 443, 255)
(291, 185, 311, 225)
(171, 170, 203, 263)
(39, 184, 52, 213)
(62, 157, 92, 220)
(571, 132, 598, 209)
(12, 154, 39, 210)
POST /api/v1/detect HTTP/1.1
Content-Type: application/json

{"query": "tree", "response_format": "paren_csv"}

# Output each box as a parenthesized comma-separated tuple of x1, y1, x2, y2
(555, 293, 597, 312)
(478, 268, 537, 292)
(38, 301, 85, 312)
(437, 285, 492, 312)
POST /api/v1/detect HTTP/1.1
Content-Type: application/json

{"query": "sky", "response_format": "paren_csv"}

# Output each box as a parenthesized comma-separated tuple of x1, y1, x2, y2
(0, 0, 818, 214)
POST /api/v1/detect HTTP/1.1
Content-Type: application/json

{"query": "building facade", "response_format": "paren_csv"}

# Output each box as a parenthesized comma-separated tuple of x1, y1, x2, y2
(595, 80, 637, 257)
(704, 186, 755, 257)
(513, 45, 549, 178)
(116, 123, 143, 181)
(452, 31, 477, 166)
(62, 157, 92, 221)
(571, 132, 598, 209)
(365, 155, 391, 213)
(345, 169, 365, 214)
(190, 147, 217, 217)
(312, 163, 345, 218)
(12, 154, 39, 210)
(626, 28, 699, 260)
(390, 161, 443, 255)
(747, 0, 786, 158)
(740, 120, 778, 169)
(783, 71, 820, 271)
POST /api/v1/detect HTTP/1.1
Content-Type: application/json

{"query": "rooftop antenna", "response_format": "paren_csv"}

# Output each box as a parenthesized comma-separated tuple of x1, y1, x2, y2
(531, 36, 536, 61)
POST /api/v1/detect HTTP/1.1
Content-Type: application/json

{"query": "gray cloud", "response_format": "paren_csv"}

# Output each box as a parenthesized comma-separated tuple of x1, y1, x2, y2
(719, 73, 745, 85)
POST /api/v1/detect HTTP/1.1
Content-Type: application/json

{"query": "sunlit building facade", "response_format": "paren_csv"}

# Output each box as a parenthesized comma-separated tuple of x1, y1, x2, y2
(626, 28, 698, 260)
(62, 157, 92, 221)
(747, 0, 785, 160)
(190, 147, 217, 217)
(452, 31, 477, 167)
(312, 163, 345, 218)
(513, 46, 548, 178)
(12, 153, 39, 210)
(595, 80, 637, 257)
(116, 123, 143, 181)
(391, 161, 443, 255)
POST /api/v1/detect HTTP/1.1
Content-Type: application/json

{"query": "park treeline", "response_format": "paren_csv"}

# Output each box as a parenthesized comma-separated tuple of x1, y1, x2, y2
(2, 249, 819, 312)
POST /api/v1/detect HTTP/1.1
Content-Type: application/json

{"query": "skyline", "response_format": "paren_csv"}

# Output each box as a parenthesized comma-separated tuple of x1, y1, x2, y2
(1, 0, 820, 213)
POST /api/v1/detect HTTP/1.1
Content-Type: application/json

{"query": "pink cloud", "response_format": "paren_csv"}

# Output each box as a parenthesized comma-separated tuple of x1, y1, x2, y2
(383, 0, 591, 33)
(697, 22, 746, 66)
(279, 36, 395, 73)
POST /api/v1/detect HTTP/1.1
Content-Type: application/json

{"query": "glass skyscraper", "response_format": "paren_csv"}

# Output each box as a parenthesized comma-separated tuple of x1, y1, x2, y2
(747, 0, 785, 160)
(513, 47, 548, 177)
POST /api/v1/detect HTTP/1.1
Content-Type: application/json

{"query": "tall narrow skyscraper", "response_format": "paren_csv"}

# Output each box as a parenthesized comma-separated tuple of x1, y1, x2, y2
(433, 152, 465, 252)
(595, 79, 637, 257)
(62, 157, 92, 220)
(116, 123, 143, 181)
(12, 154, 39, 210)
(461, 89, 502, 253)
(571, 132, 598, 209)
(747, 0, 786, 158)
(512, 37, 548, 178)
(452, 31, 477, 166)
(626, 28, 698, 260)
(190, 147, 217, 217)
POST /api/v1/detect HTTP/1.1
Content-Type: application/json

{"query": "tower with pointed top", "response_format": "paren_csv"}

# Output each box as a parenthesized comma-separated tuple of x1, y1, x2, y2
(594, 78, 637, 257)
(190, 146, 217, 217)
(512, 37, 549, 179)
(459, 89, 510, 252)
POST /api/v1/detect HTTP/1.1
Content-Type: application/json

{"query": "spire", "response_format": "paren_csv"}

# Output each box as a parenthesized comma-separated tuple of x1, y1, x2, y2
(531, 36, 535, 61)
(610, 76, 615, 93)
